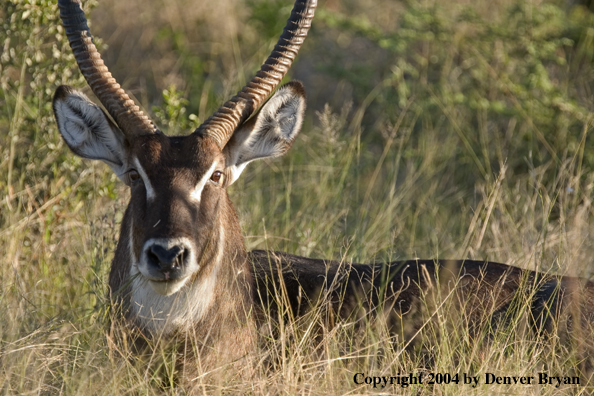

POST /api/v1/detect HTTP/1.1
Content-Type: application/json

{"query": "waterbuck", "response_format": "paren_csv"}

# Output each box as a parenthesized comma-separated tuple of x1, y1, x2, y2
(53, 0, 594, 377)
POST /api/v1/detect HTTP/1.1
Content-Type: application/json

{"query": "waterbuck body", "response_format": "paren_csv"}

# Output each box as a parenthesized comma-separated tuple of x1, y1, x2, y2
(251, 251, 594, 339)
(53, 0, 594, 378)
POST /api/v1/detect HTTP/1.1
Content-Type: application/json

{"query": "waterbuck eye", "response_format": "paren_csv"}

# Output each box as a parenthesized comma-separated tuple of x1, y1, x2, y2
(210, 171, 222, 184)
(129, 170, 141, 183)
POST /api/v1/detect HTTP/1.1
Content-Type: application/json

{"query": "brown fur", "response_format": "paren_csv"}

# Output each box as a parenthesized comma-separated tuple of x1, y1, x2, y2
(250, 251, 594, 343)
(52, 0, 594, 379)
(54, 84, 594, 385)
(56, 94, 594, 384)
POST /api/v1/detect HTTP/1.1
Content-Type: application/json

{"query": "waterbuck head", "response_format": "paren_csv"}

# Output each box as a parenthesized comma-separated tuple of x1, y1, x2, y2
(52, 0, 316, 334)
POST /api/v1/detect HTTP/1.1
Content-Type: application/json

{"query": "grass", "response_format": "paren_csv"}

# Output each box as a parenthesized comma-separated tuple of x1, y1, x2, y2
(2, 0, 594, 394)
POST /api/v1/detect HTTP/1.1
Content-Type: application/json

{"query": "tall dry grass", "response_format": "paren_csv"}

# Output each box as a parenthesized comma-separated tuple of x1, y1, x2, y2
(2, 0, 594, 394)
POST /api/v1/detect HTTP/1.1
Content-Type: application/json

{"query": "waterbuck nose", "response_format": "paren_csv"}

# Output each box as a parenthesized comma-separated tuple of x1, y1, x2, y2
(147, 244, 188, 272)
(139, 238, 197, 282)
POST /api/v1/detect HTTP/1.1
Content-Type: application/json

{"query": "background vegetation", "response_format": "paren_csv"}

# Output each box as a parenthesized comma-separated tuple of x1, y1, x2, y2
(2, 0, 594, 394)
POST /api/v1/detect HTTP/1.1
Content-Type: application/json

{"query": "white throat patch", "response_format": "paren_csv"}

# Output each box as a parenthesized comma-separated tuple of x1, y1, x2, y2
(128, 223, 225, 335)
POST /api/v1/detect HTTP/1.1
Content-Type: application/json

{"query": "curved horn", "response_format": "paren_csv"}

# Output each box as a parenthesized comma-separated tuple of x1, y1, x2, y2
(196, 0, 317, 148)
(58, 0, 155, 136)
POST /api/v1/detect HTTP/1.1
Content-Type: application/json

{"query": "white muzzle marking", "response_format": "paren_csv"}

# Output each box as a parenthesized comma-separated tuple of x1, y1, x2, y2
(138, 237, 198, 295)
(127, 225, 224, 335)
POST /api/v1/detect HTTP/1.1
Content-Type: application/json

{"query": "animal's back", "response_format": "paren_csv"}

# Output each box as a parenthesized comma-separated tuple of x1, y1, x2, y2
(250, 250, 594, 338)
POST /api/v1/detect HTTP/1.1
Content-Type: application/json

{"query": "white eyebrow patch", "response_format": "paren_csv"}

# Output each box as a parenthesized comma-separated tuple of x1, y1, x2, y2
(133, 157, 156, 201)
(189, 162, 218, 203)
(129, 218, 137, 264)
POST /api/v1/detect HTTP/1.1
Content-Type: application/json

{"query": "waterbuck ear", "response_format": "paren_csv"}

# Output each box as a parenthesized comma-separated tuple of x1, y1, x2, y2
(53, 85, 127, 176)
(223, 81, 306, 185)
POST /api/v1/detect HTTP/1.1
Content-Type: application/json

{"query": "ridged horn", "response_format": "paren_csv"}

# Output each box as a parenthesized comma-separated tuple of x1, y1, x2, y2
(196, 0, 317, 148)
(58, 0, 155, 136)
